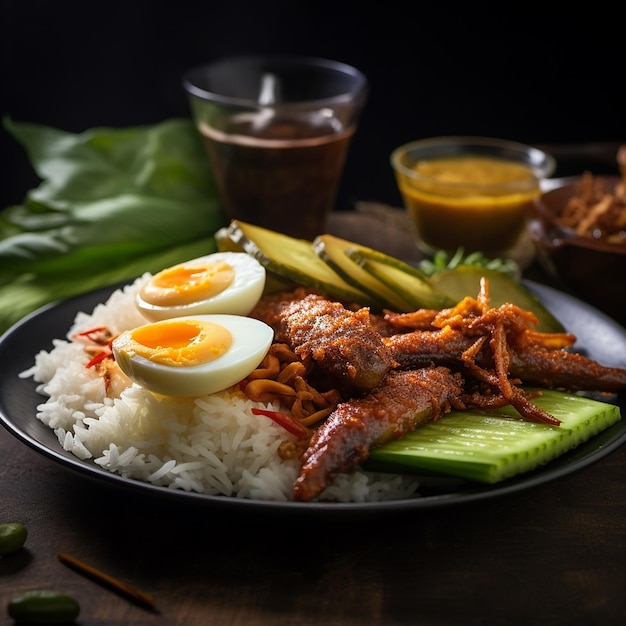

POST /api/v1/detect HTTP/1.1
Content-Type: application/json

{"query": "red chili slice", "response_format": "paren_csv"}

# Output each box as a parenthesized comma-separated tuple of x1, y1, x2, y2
(86, 351, 111, 368)
(77, 326, 107, 337)
(251, 408, 310, 439)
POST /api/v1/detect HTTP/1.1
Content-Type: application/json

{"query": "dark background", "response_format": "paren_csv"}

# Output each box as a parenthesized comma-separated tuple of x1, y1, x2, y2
(1, 0, 623, 211)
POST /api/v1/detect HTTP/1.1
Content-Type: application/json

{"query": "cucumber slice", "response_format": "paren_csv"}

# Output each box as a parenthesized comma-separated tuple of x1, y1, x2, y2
(215, 226, 295, 293)
(366, 389, 621, 483)
(313, 234, 413, 311)
(214, 227, 245, 253)
(220, 222, 565, 329)
(225, 221, 371, 304)
(429, 266, 565, 333)
(346, 247, 452, 311)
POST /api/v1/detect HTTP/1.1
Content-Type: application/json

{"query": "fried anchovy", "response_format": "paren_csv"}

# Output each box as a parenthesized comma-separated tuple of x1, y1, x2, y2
(384, 329, 626, 392)
(293, 366, 465, 502)
(251, 290, 395, 395)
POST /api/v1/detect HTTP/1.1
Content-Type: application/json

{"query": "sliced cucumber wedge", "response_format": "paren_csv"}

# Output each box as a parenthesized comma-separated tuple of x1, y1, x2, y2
(313, 234, 413, 311)
(214, 226, 245, 253)
(214, 226, 296, 293)
(217, 222, 565, 329)
(429, 266, 565, 332)
(225, 221, 372, 303)
(366, 389, 621, 483)
(346, 246, 452, 311)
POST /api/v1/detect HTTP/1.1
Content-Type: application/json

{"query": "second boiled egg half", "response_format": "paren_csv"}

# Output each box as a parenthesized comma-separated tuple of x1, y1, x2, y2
(136, 252, 266, 321)
(112, 314, 274, 397)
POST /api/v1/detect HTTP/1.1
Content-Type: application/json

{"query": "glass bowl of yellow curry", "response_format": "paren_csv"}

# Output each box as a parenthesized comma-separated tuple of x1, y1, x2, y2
(390, 136, 556, 261)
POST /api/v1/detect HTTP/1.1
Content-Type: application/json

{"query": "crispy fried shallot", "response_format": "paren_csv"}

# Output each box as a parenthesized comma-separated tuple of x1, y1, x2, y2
(243, 342, 341, 425)
(556, 148, 626, 242)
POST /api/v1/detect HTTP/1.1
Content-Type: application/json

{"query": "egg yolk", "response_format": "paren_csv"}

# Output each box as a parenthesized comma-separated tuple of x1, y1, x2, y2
(139, 261, 236, 307)
(122, 319, 233, 367)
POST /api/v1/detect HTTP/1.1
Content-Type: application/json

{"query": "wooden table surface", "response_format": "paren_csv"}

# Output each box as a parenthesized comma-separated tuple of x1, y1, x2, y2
(2, 145, 626, 626)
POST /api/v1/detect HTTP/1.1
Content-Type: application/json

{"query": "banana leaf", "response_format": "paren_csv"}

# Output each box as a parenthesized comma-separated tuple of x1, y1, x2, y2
(0, 117, 227, 334)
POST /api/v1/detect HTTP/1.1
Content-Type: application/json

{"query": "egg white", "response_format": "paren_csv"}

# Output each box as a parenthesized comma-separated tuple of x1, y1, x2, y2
(136, 252, 266, 321)
(112, 314, 274, 397)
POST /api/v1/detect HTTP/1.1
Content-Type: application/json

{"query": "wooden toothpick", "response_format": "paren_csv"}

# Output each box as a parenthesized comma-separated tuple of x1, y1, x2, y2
(57, 551, 158, 612)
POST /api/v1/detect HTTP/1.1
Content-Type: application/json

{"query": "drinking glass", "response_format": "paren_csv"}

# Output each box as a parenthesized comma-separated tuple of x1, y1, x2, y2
(183, 55, 368, 239)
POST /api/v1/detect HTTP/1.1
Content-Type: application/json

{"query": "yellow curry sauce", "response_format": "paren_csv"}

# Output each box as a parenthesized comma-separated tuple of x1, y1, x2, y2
(397, 155, 540, 254)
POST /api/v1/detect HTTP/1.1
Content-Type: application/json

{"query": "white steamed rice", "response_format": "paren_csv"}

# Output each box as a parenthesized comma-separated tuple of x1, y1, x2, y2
(20, 277, 419, 502)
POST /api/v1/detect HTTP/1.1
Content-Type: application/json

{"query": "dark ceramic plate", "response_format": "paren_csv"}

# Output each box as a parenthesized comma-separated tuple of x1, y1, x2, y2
(1, 282, 625, 514)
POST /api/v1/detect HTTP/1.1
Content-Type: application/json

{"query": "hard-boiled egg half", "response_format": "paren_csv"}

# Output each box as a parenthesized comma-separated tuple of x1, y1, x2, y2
(112, 314, 274, 397)
(136, 252, 266, 321)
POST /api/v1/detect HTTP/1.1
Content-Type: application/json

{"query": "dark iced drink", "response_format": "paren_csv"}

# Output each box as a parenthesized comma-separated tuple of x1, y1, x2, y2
(199, 114, 355, 239)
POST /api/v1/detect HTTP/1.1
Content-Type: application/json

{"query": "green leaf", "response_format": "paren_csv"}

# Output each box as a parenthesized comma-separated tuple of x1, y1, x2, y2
(418, 246, 520, 279)
(0, 117, 228, 334)
(0, 237, 218, 333)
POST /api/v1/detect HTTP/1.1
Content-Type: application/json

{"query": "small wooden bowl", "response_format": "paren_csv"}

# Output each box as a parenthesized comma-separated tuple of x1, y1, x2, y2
(530, 176, 626, 325)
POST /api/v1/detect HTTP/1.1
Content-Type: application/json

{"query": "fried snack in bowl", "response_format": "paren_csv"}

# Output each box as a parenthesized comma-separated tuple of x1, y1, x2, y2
(530, 150, 626, 324)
